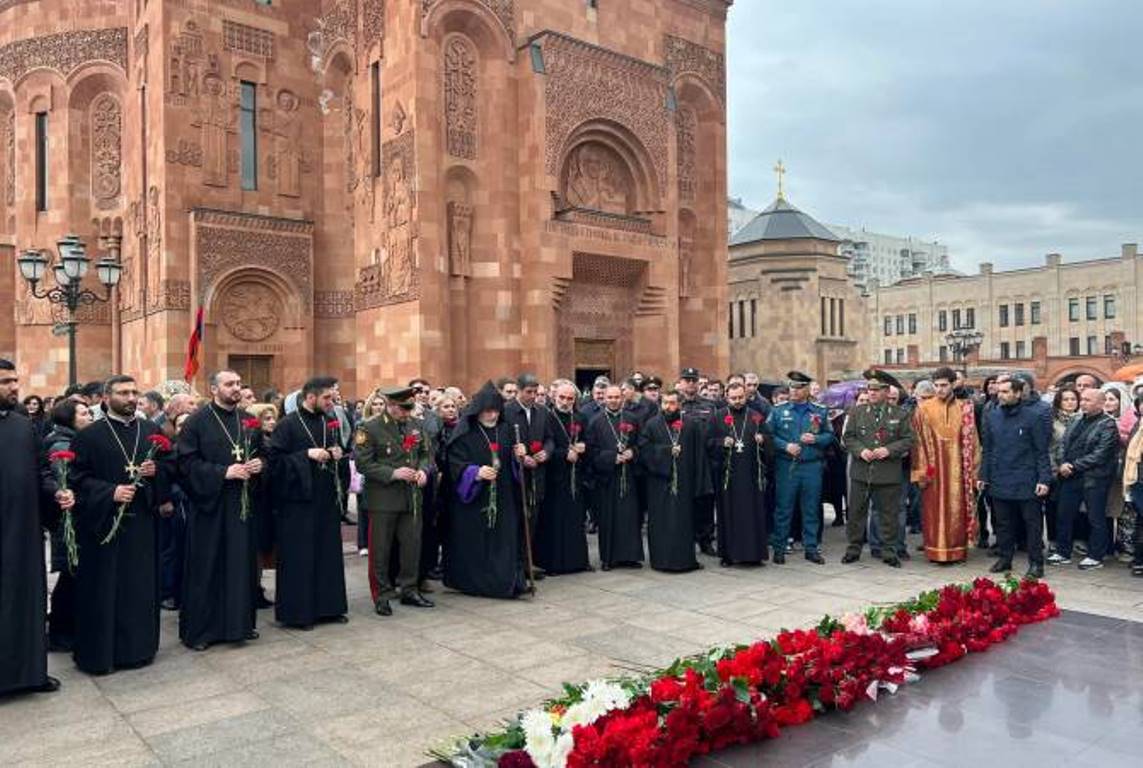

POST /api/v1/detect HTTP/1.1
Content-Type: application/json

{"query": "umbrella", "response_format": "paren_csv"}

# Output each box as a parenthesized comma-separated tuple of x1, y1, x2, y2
(1111, 363, 1143, 383)
(820, 380, 866, 410)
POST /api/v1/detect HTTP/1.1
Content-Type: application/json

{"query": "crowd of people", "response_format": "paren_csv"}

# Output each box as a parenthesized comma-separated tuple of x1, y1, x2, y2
(2, 357, 1142, 700)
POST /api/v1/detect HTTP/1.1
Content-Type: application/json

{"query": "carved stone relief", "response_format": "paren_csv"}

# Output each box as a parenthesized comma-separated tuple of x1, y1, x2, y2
(563, 143, 632, 216)
(343, 80, 358, 196)
(91, 94, 122, 209)
(678, 234, 694, 298)
(362, 0, 384, 51)
(165, 139, 204, 167)
(0, 28, 128, 83)
(222, 20, 275, 60)
(3, 110, 13, 207)
(676, 105, 696, 205)
(421, 0, 515, 40)
(315, 290, 355, 319)
(221, 282, 283, 341)
(194, 209, 313, 308)
(316, 0, 358, 58)
(146, 185, 162, 307)
(273, 89, 302, 197)
(444, 36, 477, 160)
(358, 130, 418, 309)
(663, 34, 726, 105)
(167, 21, 205, 104)
(541, 33, 668, 190)
(447, 201, 472, 277)
(198, 72, 231, 187)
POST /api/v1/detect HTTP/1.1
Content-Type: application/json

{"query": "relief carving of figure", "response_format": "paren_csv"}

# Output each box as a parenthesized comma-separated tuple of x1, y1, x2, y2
(273, 89, 302, 197)
(444, 37, 477, 159)
(565, 144, 630, 215)
(447, 201, 472, 277)
(199, 74, 231, 186)
(678, 235, 693, 298)
(146, 186, 162, 305)
(221, 282, 282, 342)
(383, 155, 413, 297)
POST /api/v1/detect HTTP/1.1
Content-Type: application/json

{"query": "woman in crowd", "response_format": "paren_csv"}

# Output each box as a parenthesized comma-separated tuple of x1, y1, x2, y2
(24, 395, 47, 440)
(1125, 394, 1143, 577)
(1047, 386, 1079, 552)
(41, 398, 94, 652)
(247, 402, 279, 608)
(354, 389, 387, 557)
(421, 393, 461, 586)
(1101, 387, 1131, 560)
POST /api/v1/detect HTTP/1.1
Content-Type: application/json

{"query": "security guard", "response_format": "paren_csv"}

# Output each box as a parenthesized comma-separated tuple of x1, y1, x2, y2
(766, 371, 835, 564)
(678, 367, 718, 556)
(841, 370, 915, 567)
(354, 386, 435, 616)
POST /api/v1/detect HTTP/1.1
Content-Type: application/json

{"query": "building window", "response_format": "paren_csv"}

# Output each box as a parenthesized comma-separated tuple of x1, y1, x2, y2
(1068, 298, 1079, 322)
(998, 304, 1009, 327)
(1086, 335, 1097, 355)
(35, 112, 48, 211)
(965, 307, 975, 328)
(370, 61, 381, 178)
(908, 313, 917, 334)
(1105, 335, 1113, 354)
(1000, 342, 1010, 360)
(1030, 301, 1041, 325)
(939, 346, 948, 362)
(821, 298, 828, 337)
(1014, 303, 1024, 326)
(895, 348, 905, 364)
(883, 349, 892, 365)
(1015, 340, 1026, 359)
(938, 310, 947, 332)
(952, 308, 962, 330)
(738, 300, 745, 340)
(895, 314, 904, 335)
(1104, 295, 1116, 319)
(728, 303, 733, 339)
(838, 299, 845, 337)
(1085, 296, 1097, 321)
(239, 81, 258, 190)
(1069, 337, 1080, 356)
(884, 316, 892, 336)
(750, 299, 756, 337)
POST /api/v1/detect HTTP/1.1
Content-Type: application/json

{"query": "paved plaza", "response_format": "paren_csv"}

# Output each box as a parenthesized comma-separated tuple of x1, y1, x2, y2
(3, 522, 1142, 767)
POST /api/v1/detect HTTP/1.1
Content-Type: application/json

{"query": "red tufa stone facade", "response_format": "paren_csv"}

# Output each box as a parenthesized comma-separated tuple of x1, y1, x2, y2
(0, 0, 730, 396)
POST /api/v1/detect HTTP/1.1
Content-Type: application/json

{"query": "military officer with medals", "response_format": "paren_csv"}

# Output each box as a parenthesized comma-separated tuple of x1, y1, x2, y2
(766, 371, 835, 564)
(841, 370, 915, 567)
(354, 387, 435, 616)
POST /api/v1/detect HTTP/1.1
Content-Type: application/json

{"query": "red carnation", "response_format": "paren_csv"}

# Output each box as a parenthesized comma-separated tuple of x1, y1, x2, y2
(670, 419, 682, 432)
(327, 419, 341, 432)
(49, 449, 76, 463)
(402, 433, 420, 453)
(619, 422, 636, 434)
(242, 417, 262, 430)
(497, 751, 537, 768)
(489, 442, 500, 453)
(146, 434, 172, 452)
(723, 413, 734, 426)
(530, 440, 543, 454)
(751, 411, 763, 425)
(570, 422, 582, 437)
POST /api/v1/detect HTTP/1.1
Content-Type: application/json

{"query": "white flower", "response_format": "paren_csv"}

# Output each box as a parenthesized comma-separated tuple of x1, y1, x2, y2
(550, 733, 575, 768)
(522, 709, 557, 768)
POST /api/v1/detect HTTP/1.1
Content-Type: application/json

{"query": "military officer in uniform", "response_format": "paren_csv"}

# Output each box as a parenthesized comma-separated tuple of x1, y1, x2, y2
(841, 370, 915, 567)
(767, 371, 835, 564)
(678, 367, 718, 556)
(354, 387, 435, 616)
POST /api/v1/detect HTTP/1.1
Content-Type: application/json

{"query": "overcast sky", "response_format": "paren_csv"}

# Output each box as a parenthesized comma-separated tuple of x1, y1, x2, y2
(726, 0, 1142, 271)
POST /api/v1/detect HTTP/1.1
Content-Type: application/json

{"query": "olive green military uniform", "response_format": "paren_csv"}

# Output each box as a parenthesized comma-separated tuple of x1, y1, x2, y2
(842, 399, 914, 560)
(355, 409, 433, 601)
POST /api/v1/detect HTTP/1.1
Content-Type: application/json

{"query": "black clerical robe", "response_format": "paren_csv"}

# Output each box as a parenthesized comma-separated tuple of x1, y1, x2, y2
(70, 416, 171, 675)
(176, 403, 258, 647)
(268, 407, 347, 627)
(505, 400, 554, 513)
(444, 421, 525, 598)
(586, 410, 644, 567)
(639, 412, 706, 572)
(535, 409, 590, 574)
(708, 406, 769, 564)
(0, 411, 49, 694)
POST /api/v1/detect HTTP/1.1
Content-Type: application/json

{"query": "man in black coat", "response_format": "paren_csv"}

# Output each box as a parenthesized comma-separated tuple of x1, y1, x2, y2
(505, 374, 553, 579)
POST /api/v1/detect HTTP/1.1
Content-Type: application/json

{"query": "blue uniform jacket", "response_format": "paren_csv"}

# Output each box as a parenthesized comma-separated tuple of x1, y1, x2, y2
(766, 401, 835, 464)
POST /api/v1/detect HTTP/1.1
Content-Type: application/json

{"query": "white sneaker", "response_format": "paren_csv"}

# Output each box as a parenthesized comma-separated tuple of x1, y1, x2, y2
(358, 548, 369, 558)
(1077, 557, 1103, 571)
(1046, 553, 1070, 566)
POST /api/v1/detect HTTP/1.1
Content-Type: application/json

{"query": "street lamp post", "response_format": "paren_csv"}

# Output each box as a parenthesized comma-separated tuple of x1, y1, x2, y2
(17, 234, 123, 388)
(945, 328, 985, 378)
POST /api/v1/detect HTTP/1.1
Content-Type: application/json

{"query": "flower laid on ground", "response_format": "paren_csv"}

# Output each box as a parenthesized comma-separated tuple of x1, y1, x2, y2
(430, 577, 1059, 768)
(103, 433, 172, 545)
(50, 449, 79, 571)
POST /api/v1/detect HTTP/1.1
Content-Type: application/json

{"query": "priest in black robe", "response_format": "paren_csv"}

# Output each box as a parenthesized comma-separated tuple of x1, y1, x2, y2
(0, 359, 59, 696)
(535, 382, 591, 574)
(707, 381, 769, 566)
(639, 390, 705, 572)
(70, 375, 172, 675)
(176, 370, 261, 650)
(586, 385, 644, 570)
(444, 382, 526, 598)
(268, 376, 349, 629)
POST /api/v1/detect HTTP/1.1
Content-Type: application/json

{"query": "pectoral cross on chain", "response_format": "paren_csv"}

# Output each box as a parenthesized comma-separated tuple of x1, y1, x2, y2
(232, 444, 246, 463)
(125, 462, 141, 480)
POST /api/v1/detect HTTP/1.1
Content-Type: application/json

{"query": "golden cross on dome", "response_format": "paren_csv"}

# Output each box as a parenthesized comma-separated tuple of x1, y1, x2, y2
(774, 159, 787, 200)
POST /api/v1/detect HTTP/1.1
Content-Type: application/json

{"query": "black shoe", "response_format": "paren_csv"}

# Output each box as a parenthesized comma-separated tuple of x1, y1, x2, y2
(831, 518, 846, 527)
(400, 592, 435, 608)
(841, 551, 860, 564)
(34, 676, 61, 694)
(898, 550, 911, 561)
(1131, 564, 1143, 577)
(989, 559, 1012, 574)
(1025, 563, 1044, 579)
(333, 615, 349, 624)
(47, 636, 73, 653)
(883, 556, 902, 569)
(805, 552, 825, 565)
(719, 558, 731, 567)
(699, 542, 717, 557)
(189, 642, 209, 652)
(870, 548, 882, 559)
(601, 563, 612, 571)
(772, 551, 786, 565)
(426, 566, 444, 581)
(245, 630, 260, 641)
(375, 600, 393, 616)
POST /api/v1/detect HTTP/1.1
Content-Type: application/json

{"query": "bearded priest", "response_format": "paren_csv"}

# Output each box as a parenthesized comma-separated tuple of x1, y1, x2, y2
(585, 385, 644, 570)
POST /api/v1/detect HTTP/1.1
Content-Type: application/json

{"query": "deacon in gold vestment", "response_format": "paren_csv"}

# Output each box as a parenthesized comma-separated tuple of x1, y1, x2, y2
(910, 369, 980, 563)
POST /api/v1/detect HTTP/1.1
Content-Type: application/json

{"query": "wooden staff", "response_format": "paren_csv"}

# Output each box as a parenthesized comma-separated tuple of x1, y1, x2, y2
(513, 423, 537, 596)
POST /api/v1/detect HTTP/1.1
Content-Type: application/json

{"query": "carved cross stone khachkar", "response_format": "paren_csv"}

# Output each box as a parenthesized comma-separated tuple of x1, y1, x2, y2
(447, 201, 472, 277)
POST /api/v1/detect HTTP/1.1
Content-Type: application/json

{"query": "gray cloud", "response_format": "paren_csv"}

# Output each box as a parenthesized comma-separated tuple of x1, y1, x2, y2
(727, 0, 1142, 270)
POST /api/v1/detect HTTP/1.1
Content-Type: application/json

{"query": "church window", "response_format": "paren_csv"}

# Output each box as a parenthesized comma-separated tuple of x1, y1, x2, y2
(371, 62, 381, 177)
(738, 301, 745, 339)
(839, 299, 845, 336)
(35, 112, 48, 211)
(750, 299, 757, 337)
(938, 310, 947, 331)
(239, 81, 257, 190)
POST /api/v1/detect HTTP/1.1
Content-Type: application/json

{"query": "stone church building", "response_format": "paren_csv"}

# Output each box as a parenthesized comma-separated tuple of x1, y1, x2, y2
(0, 0, 730, 395)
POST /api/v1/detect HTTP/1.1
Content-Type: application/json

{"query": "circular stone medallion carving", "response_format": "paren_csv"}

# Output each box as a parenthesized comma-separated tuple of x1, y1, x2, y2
(221, 282, 283, 342)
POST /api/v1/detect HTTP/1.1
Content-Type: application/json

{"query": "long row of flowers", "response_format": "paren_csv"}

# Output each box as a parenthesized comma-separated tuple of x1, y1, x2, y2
(431, 577, 1059, 768)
